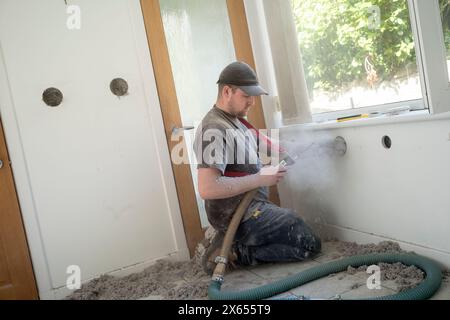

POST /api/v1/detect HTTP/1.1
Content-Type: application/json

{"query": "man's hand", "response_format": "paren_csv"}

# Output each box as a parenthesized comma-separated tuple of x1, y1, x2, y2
(257, 165, 288, 187)
(198, 165, 289, 200)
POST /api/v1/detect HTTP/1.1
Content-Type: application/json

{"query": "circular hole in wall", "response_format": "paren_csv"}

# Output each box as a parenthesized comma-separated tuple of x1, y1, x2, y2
(334, 136, 347, 156)
(110, 78, 129, 97)
(42, 87, 63, 107)
(382, 135, 392, 149)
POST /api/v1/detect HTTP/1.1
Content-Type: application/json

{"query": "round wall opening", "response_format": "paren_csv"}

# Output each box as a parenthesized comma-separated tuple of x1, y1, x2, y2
(334, 136, 347, 156)
(110, 78, 128, 97)
(42, 87, 63, 107)
(382, 135, 392, 149)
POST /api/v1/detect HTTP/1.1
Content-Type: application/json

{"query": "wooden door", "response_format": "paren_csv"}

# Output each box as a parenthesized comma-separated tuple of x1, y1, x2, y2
(0, 119, 38, 300)
(140, 0, 280, 257)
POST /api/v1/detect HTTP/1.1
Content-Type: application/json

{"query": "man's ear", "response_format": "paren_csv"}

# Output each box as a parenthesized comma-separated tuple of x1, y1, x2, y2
(223, 85, 235, 99)
(221, 85, 230, 99)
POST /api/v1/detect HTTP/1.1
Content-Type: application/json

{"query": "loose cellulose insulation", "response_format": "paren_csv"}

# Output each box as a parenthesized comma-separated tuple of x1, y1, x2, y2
(66, 234, 435, 300)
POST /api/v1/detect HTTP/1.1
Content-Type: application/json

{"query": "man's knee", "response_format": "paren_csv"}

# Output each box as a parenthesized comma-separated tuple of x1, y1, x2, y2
(264, 206, 322, 254)
(309, 233, 322, 254)
(291, 217, 322, 254)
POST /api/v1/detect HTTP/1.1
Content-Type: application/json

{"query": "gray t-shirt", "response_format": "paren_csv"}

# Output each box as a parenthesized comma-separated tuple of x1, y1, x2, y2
(193, 105, 270, 232)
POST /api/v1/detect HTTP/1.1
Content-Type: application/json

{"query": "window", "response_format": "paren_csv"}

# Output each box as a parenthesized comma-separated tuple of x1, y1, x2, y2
(440, 0, 450, 82)
(290, 0, 424, 116)
(254, 0, 450, 124)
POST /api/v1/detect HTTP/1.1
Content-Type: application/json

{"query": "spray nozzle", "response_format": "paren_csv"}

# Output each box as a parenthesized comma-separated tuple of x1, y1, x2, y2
(279, 151, 298, 167)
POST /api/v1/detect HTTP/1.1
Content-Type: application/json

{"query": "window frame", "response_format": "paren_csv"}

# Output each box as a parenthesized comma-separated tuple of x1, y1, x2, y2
(312, 99, 425, 123)
(410, 0, 450, 115)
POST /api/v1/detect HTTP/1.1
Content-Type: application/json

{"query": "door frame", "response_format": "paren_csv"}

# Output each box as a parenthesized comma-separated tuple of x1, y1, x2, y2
(0, 46, 51, 298)
(0, 119, 38, 299)
(140, 0, 279, 257)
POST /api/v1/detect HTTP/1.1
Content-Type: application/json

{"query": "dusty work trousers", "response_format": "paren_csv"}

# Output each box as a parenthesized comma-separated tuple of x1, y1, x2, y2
(233, 203, 322, 266)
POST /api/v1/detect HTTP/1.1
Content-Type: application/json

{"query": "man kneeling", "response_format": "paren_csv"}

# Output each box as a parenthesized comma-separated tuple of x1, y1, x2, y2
(193, 61, 321, 274)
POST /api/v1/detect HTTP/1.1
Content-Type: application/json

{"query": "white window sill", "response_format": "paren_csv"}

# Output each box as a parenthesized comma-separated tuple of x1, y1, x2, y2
(280, 109, 450, 132)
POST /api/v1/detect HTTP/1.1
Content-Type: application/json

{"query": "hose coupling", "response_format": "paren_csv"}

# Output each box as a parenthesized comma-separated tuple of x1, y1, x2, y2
(211, 274, 224, 283)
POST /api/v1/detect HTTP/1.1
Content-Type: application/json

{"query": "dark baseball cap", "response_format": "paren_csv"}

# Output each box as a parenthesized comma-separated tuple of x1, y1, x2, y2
(217, 61, 268, 96)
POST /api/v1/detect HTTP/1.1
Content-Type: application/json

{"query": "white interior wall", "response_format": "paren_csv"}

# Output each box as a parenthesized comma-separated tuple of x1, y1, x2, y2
(279, 114, 450, 267)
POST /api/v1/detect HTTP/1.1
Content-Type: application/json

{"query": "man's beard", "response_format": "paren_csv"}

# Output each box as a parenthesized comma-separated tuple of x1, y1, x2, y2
(237, 107, 251, 118)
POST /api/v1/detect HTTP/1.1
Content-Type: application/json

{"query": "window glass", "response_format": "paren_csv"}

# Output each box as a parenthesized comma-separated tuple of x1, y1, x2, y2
(291, 0, 423, 114)
(160, 0, 236, 228)
(440, 0, 450, 82)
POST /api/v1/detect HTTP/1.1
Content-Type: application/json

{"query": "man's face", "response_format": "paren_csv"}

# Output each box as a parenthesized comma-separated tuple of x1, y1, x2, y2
(227, 87, 255, 117)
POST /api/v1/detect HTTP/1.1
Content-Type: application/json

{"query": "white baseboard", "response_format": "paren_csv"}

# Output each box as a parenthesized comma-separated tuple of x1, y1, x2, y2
(323, 223, 450, 269)
(39, 248, 190, 300)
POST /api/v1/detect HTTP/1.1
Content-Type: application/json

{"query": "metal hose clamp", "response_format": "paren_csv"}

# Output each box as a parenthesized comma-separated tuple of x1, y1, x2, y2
(214, 256, 228, 265)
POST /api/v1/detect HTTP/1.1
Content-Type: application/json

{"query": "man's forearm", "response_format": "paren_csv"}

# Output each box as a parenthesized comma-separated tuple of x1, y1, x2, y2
(202, 174, 261, 200)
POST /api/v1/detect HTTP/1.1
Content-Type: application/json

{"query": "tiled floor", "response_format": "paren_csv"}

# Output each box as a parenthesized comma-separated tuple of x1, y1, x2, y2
(142, 241, 450, 300)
